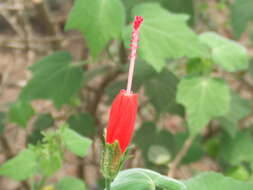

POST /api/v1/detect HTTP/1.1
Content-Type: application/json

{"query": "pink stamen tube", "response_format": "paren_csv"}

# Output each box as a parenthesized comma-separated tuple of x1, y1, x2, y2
(126, 16, 144, 94)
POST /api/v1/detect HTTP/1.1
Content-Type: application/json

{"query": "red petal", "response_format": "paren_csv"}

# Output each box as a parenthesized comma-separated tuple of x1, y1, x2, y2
(106, 90, 138, 152)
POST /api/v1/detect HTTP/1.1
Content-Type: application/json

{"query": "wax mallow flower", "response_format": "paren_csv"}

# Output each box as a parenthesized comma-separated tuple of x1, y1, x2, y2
(106, 89, 138, 153)
(101, 16, 143, 183)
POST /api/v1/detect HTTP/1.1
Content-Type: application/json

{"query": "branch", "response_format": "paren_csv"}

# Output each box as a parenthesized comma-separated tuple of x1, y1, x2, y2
(88, 68, 123, 124)
(0, 135, 13, 159)
(32, 0, 61, 49)
(168, 136, 195, 177)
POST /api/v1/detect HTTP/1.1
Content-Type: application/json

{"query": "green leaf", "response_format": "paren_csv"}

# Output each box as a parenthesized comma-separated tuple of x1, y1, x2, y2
(19, 51, 84, 108)
(218, 92, 251, 138)
(61, 126, 92, 157)
(230, 0, 253, 38)
(8, 101, 35, 128)
(147, 145, 172, 165)
(38, 150, 62, 177)
(160, 0, 195, 24)
(67, 113, 96, 137)
(226, 166, 251, 181)
(204, 135, 221, 158)
(199, 32, 249, 72)
(186, 58, 205, 75)
(111, 168, 186, 190)
(134, 123, 204, 167)
(219, 131, 253, 165)
(28, 113, 54, 144)
(144, 69, 184, 115)
(123, 3, 206, 71)
(0, 149, 37, 181)
(184, 172, 253, 190)
(134, 123, 175, 167)
(31, 127, 64, 177)
(56, 177, 86, 190)
(65, 0, 125, 57)
(0, 112, 6, 135)
(106, 80, 126, 104)
(177, 76, 230, 135)
(122, 0, 195, 24)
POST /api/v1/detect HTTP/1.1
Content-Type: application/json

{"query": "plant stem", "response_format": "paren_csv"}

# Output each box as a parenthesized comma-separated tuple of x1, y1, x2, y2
(36, 176, 47, 190)
(105, 178, 111, 190)
(168, 135, 195, 177)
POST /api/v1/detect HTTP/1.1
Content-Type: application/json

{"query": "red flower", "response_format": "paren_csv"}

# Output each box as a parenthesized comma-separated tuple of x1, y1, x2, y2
(106, 90, 138, 153)
(105, 16, 143, 153)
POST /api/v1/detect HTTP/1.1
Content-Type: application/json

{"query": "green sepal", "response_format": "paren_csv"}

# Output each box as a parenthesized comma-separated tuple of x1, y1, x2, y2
(101, 141, 129, 181)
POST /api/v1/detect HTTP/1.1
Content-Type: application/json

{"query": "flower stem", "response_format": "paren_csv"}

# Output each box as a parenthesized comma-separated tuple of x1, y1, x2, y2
(105, 178, 111, 190)
(168, 135, 195, 177)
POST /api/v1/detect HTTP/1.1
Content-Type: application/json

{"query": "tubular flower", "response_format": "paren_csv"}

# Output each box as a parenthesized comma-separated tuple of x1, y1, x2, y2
(106, 89, 138, 153)
(101, 16, 143, 182)
(106, 16, 143, 153)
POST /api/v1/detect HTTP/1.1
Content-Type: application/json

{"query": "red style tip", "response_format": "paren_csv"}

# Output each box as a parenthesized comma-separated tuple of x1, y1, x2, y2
(133, 16, 144, 30)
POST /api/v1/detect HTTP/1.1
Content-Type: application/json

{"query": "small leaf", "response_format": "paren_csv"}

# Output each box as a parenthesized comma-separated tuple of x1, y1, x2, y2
(147, 145, 172, 165)
(39, 151, 62, 177)
(8, 101, 35, 128)
(199, 32, 249, 72)
(219, 131, 253, 165)
(230, 0, 253, 38)
(28, 113, 54, 144)
(20, 51, 84, 108)
(184, 172, 253, 190)
(67, 113, 96, 137)
(111, 168, 186, 190)
(61, 126, 92, 157)
(218, 92, 251, 138)
(177, 76, 230, 135)
(123, 3, 206, 71)
(56, 177, 86, 190)
(0, 149, 37, 181)
(65, 0, 125, 57)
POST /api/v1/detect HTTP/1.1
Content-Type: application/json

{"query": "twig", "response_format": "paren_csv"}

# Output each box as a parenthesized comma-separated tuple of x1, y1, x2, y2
(0, 36, 82, 44)
(32, 0, 61, 48)
(0, 3, 24, 11)
(1, 11, 24, 37)
(0, 135, 13, 159)
(119, 42, 128, 65)
(168, 136, 195, 177)
(88, 68, 123, 125)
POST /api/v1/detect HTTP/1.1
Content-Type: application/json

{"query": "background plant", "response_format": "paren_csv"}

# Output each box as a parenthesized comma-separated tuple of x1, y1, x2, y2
(0, 0, 253, 190)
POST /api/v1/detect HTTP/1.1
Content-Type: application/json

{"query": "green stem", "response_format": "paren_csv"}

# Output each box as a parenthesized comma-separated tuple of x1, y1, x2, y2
(105, 178, 111, 190)
(36, 176, 47, 190)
